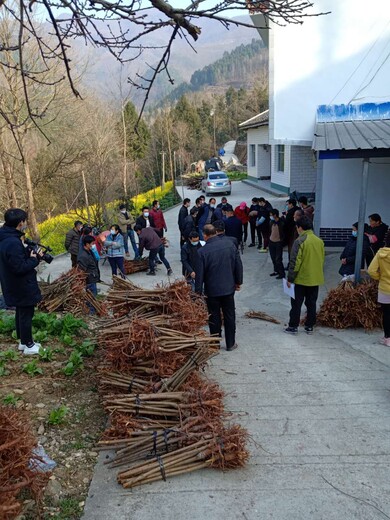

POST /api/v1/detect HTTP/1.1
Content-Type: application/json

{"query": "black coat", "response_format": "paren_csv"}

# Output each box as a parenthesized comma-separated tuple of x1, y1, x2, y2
(284, 206, 297, 244)
(195, 235, 243, 296)
(257, 202, 273, 228)
(178, 206, 189, 232)
(182, 215, 197, 241)
(367, 222, 389, 253)
(0, 226, 42, 307)
(225, 216, 243, 243)
(77, 248, 100, 284)
(135, 215, 156, 229)
(218, 234, 239, 249)
(181, 242, 202, 277)
(339, 235, 370, 276)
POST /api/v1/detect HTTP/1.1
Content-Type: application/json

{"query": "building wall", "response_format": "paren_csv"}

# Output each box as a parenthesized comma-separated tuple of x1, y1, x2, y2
(289, 146, 317, 195)
(246, 126, 269, 179)
(319, 157, 390, 244)
(271, 144, 290, 193)
(269, 0, 390, 143)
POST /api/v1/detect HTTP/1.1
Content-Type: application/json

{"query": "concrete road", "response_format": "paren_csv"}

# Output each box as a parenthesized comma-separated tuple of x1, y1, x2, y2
(43, 182, 390, 520)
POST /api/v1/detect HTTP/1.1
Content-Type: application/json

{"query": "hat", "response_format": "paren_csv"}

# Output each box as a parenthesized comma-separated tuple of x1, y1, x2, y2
(239, 202, 246, 210)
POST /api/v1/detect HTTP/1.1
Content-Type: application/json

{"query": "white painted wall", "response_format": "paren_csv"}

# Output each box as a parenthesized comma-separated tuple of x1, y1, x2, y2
(246, 126, 269, 178)
(270, 0, 390, 143)
(271, 145, 290, 188)
(320, 158, 390, 228)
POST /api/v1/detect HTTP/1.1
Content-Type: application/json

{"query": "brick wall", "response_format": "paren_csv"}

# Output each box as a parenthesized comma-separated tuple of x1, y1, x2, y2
(289, 146, 317, 195)
(320, 227, 350, 247)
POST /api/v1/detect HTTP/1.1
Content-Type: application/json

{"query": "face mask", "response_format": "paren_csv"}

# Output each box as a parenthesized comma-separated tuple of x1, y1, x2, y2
(20, 224, 28, 232)
(270, 216, 275, 221)
(91, 244, 97, 251)
(110, 230, 116, 236)
(120, 210, 126, 214)
(352, 230, 358, 237)
(210, 204, 215, 209)
(143, 212, 149, 218)
(191, 241, 199, 246)
(156, 205, 160, 210)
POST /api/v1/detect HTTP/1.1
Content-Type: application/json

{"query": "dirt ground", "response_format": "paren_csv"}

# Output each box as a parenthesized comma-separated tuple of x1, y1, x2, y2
(0, 316, 106, 520)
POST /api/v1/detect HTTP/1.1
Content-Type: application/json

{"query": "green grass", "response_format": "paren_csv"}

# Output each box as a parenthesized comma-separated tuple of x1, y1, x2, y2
(226, 171, 248, 181)
(49, 498, 83, 520)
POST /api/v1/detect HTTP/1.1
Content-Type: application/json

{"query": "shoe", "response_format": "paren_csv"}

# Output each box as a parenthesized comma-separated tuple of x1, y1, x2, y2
(125, 253, 131, 258)
(284, 327, 298, 335)
(379, 337, 386, 345)
(248, 243, 255, 248)
(226, 343, 238, 351)
(305, 326, 314, 335)
(275, 275, 284, 279)
(257, 246, 262, 250)
(270, 272, 277, 277)
(18, 342, 26, 352)
(155, 260, 163, 265)
(258, 248, 268, 253)
(384, 338, 390, 347)
(167, 268, 173, 276)
(23, 342, 41, 355)
(146, 271, 156, 276)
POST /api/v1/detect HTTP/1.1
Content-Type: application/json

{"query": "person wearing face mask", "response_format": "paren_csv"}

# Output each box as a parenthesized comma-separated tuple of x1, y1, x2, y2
(134, 224, 173, 276)
(268, 209, 285, 279)
(181, 231, 202, 290)
(197, 197, 216, 240)
(0, 208, 45, 355)
(65, 220, 83, 268)
(298, 196, 314, 222)
(135, 207, 156, 230)
(283, 198, 298, 258)
(77, 236, 101, 306)
(150, 200, 167, 238)
(339, 222, 369, 278)
(285, 216, 324, 335)
(104, 224, 126, 278)
(118, 204, 139, 260)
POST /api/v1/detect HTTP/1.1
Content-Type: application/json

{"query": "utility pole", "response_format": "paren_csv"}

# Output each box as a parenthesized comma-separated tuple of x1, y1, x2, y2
(160, 151, 166, 189)
(81, 170, 91, 225)
(210, 109, 216, 154)
(354, 158, 370, 284)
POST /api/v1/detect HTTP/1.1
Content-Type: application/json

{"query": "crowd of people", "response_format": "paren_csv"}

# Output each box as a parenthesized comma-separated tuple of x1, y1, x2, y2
(0, 193, 388, 357)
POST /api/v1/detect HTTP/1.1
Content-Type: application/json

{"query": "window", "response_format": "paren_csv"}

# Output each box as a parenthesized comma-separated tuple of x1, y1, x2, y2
(250, 144, 256, 167)
(209, 173, 228, 180)
(277, 145, 285, 172)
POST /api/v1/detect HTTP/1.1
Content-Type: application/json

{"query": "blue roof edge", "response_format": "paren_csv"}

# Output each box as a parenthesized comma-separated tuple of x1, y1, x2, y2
(316, 102, 390, 123)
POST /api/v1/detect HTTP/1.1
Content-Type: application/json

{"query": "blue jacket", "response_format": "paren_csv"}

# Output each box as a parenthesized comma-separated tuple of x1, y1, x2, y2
(105, 233, 124, 258)
(0, 226, 42, 307)
(195, 235, 243, 296)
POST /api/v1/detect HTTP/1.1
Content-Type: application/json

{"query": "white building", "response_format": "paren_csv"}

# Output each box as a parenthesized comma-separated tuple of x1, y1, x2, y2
(244, 0, 390, 244)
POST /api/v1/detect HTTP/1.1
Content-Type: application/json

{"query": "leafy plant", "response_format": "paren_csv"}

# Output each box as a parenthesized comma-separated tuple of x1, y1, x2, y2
(48, 405, 69, 425)
(61, 333, 77, 347)
(2, 393, 21, 406)
(0, 312, 16, 334)
(0, 349, 19, 361)
(61, 314, 86, 336)
(62, 351, 84, 376)
(76, 340, 97, 357)
(38, 347, 54, 362)
(23, 360, 43, 376)
(0, 362, 10, 377)
(33, 330, 48, 343)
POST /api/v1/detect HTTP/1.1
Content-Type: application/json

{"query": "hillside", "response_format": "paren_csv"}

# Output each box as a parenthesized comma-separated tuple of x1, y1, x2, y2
(76, 15, 260, 105)
(156, 39, 267, 106)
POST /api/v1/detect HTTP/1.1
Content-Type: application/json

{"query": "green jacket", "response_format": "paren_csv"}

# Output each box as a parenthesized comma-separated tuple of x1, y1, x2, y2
(288, 230, 325, 286)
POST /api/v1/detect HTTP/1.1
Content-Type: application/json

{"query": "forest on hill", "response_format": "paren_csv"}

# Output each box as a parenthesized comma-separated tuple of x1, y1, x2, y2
(158, 39, 267, 106)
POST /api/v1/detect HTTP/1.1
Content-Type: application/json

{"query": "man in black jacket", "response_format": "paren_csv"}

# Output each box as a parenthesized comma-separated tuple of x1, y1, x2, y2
(257, 197, 273, 253)
(0, 208, 44, 355)
(366, 213, 389, 265)
(77, 236, 100, 297)
(182, 207, 199, 242)
(213, 220, 239, 248)
(196, 224, 243, 351)
(181, 231, 202, 290)
(269, 209, 285, 279)
(283, 198, 298, 257)
(65, 220, 83, 268)
(248, 197, 262, 248)
(224, 210, 243, 244)
(135, 207, 156, 229)
(178, 198, 191, 246)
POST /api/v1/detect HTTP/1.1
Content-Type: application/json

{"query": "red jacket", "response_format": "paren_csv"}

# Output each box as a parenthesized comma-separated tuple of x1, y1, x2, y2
(150, 208, 167, 231)
(234, 206, 250, 225)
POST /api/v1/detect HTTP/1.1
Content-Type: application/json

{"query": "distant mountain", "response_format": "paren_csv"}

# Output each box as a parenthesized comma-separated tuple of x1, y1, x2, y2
(156, 39, 267, 105)
(75, 15, 260, 105)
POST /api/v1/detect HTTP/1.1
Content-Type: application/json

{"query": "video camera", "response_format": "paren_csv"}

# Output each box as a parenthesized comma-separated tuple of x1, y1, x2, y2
(24, 238, 54, 264)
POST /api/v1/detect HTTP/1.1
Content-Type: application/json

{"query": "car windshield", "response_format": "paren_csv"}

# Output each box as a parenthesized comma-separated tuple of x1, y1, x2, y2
(209, 173, 227, 180)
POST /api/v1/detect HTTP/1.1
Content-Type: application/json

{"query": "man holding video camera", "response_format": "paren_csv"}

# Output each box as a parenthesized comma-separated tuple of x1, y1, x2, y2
(0, 209, 44, 355)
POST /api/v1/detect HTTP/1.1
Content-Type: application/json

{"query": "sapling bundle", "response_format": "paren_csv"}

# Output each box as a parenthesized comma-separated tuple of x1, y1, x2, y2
(123, 258, 149, 274)
(116, 424, 249, 489)
(317, 279, 381, 330)
(39, 268, 106, 316)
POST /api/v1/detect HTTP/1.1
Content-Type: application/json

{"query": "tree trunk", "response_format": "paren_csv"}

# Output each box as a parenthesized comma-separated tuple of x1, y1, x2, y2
(122, 106, 128, 196)
(23, 160, 39, 240)
(1, 154, 17, 207)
